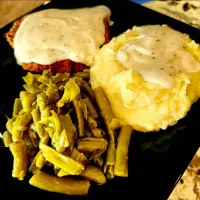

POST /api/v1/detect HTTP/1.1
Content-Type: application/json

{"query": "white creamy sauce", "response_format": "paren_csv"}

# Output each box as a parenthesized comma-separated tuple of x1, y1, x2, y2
(13, 6, 111, 66)
(116, 25, 200, 88)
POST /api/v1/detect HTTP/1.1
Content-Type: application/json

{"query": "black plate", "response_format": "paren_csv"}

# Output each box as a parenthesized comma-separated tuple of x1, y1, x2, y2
(0, 0, 200, 199)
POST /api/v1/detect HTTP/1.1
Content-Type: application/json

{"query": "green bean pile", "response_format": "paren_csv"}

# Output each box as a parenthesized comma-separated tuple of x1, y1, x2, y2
(2, 70, 132, 195)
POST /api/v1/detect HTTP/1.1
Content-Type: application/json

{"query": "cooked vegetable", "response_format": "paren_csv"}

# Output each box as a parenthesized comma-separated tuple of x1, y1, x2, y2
(59, 114, 76, 151)
(81, 80, 95, 101)
(82, 94, 98, 118)
(50, 111, 62, 144)
(114, 125, 132, 177)
(9, 142, 28, 180)
(6, 118, 14, 134)
(12, 125, 23, 142)
(55, 129, 69, 153)
(2, 70, 133, 196)
(20, 91, 37, 112)
(91, 128, 102, 138)
(14, 109, 32, 131)
(94, 156, 104, 168)
(28, 150, 46, 174)
(23, 72, 40, 85)
(72, 95, 84, 137)
(57, 78, 80, 107)
(77, 137, 108, 152)
(2, 131, 13, 147)
(12, 98, 22, 117)
(70, 148, 87, 166)
(40, 134, 50, 145)
(93, 87, 117, 132)
(28, 129, 39, 147)
(80, 165, 106, 184)
(104, 141, 116, 179)
(31, 107, 40, 124)
(87, 116, 97, 130)
(93, 87, 118, 178)
(58, 149, 88, 177)
(73, 72, 90, 79)
(37, 92, 47, 112)
(36, 122, 47, 138)
(29, 171, 90, 196)
(40, 144, 84, 175)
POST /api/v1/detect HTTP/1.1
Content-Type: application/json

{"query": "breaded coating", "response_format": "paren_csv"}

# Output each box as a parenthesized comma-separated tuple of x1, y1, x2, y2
(5, 17, 110, 73)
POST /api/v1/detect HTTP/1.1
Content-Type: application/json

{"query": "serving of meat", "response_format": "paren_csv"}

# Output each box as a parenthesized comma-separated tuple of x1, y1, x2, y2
(5, 11, 111, 73)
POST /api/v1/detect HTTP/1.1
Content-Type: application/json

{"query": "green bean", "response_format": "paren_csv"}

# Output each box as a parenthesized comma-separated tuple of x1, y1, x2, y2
(77, 137, 108, 152)
(84, 130, 93, 137)
(37, 92, 47, 111)
(31, 107, 40, 124)
(23, 72, 40, 85)
(53, 166, 60, 176)
(36, 122, 47, 138)
(23, 133, 34, 149)
(72, 72, 90, 79)
(3, 131, 13, 147)
(15, 110, 32, 131)
(59, 114, 75, 133)
(12, 125, 23, 142)
(29, 171, 90, 196)
(20, 91, 37, 112)
(40, 134, 50, 145)
(106, 165, 114, 180)
(82, 94, 98, 118)
(9, 142, 28, 180)
(46, 82, 59, 100)
(55, 129, 69, 153)
(57, 169, 70, 177)
(87, 116, 97, 130)
(81, 69, 89, 73)
(45, 127, 54, 139)
(38, 71, 50, 83)
(35, 154, 46, 168)
(80, 80, 95, 102)
(70, 148, 87, 166)
(91, 128, 102, 138)
(80, 165, 106, 185)
(104, 141, 116, 179)
(114, 125, 132, 177)
(40, 144, 84, 175)
(23, 84, 40, 94)
(12, 98, 22, 117)
(59, 114, 76, 151)
(51, 72, 70, 84)
(58, 148, 88, 178)
(28, 150, 46, 174)
(89, 148, 106, 160)
(94, 156, 104, 168)
(93, 87, 117, 178)
(28, 129, 39, 147)
(41, 106, 50, 121)
(109, 118, 121, 131)
(72, 95, 84, 137)
(70, 148, 80, 160)
(39, 83, 47, 90)
(57, 78, 80, 107)
(80, 99, 88, 120)
(50, 111, 62, 144)
(93, 87, 116, 142)
(6, 117, 14, 134)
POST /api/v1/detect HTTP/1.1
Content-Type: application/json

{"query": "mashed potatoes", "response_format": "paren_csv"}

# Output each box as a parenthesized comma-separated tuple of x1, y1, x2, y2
(90, 25, 200, 132)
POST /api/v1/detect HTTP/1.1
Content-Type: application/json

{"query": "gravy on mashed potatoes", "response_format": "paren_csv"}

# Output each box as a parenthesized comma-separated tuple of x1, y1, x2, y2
(90, 25, 200, 132)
